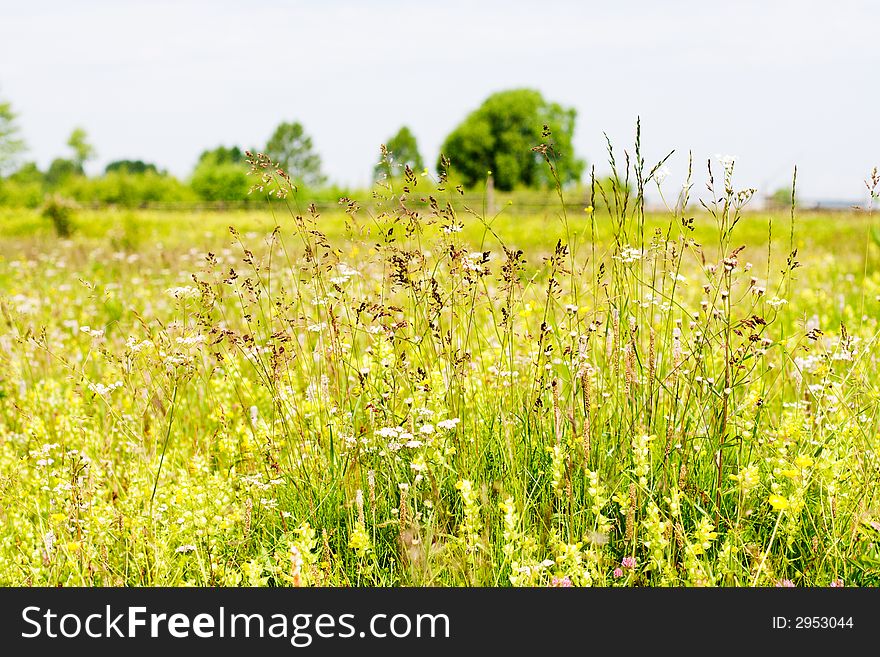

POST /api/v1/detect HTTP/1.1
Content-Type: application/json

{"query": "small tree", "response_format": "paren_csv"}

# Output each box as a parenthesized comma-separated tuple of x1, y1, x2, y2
(196, 145, 245, 167)
(0, 96, 26, 176)
(767, 186, 797, 209)
(67, 127, 95, 173)
(438, 89, 585, 191)
(190, 144, 249, 202)
(264, 121, 326, 188)
(45, 158, 80, 187)
(374, 126, 424, 181)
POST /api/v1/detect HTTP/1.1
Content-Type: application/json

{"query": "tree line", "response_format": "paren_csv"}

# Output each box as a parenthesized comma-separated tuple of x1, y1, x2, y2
(0, 89, 586, 208)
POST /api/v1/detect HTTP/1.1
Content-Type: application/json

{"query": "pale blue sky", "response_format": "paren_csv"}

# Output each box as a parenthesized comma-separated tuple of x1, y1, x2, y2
(1, 0, 877, 202)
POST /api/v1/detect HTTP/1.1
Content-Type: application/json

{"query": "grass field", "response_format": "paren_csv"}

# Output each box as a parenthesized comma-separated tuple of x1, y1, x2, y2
(2, 171, 880, 586)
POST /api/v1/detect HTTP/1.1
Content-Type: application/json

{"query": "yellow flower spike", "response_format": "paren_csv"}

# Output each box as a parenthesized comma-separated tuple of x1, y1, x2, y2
(768, 494, 790, 511)
(794, 455, 814, 469)
(348, 522, 371, 555)
(779, 469, 799, 479)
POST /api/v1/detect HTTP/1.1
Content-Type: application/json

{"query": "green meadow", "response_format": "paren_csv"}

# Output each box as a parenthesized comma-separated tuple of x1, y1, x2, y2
(1, 180, 879, 586)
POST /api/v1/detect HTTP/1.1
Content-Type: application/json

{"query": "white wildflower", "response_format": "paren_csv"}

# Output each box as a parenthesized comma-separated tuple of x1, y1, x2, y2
(437, 418, 460, 430)
(654, 165, 671, 184)
(165, 286, 200, 299)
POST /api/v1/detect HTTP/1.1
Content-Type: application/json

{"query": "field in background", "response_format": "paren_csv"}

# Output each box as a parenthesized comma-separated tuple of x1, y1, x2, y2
(1, 205, 876, 258)
(1, 197, 880, 586)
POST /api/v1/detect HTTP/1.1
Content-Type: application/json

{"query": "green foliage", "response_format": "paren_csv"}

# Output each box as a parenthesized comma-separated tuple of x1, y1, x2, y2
(374, 126, 424, 181)
(768, 186, 797, 209)
(0, 96, 26, 176)
(196, 145, 245, 167)
(188, 145, 250, 202)
(105, 159, 159, 175)
(0, 159, 198, 208)
(67, 127, 95, 173)
(191, 163, 249, 202)
(191, 163, 250, 202)
(7, 161, 42, 185)
(39, 193, 78, 237)
(45, 158, 80, 187)
(0, 162, 43, 207)
(1, 184, 876, 586)
(264, 121, 325, 188)
(60, 171, 196, 206)
(438, 89, 585, 191)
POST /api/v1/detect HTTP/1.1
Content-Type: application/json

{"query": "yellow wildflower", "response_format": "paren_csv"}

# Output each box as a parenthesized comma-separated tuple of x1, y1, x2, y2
(769, 494, 790, 511)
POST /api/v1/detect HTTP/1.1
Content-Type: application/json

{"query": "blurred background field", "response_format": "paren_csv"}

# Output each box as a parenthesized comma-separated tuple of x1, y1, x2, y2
(1, 205, 875, 264)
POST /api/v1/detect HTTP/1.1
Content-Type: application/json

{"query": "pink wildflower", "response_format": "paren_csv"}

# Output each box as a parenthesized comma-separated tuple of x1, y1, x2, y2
(613, 568, 624, 579)
(621, 556, 637, 570)
(550, 576, 572, 587)
(775, 579, 795, 588)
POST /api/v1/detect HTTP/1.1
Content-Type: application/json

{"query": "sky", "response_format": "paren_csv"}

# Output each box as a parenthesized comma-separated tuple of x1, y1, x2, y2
(1, 0, 878, 203)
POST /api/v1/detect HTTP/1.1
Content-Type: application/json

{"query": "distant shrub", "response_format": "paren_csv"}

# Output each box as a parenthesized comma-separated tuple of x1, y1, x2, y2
(40, 194, 78, 237)
(1, 162, 45, 207)
(44, 158, 80, 187)
(190, 162, 250, 202)
(0, 178, 43, 207)
(60, 171, 196, 207)
(767, 186, 798, 210)
(104, 159, 160, 175)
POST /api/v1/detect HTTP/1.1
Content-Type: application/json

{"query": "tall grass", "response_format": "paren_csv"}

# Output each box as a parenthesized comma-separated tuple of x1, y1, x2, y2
(0, 130, 878, 586)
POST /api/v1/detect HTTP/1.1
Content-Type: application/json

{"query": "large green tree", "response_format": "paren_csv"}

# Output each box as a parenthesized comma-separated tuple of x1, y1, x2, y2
(438, 89, 584, 191)
(0, 96, 26, 176)
(264, 121, 325, 188)
(374, 126, 424, 181)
